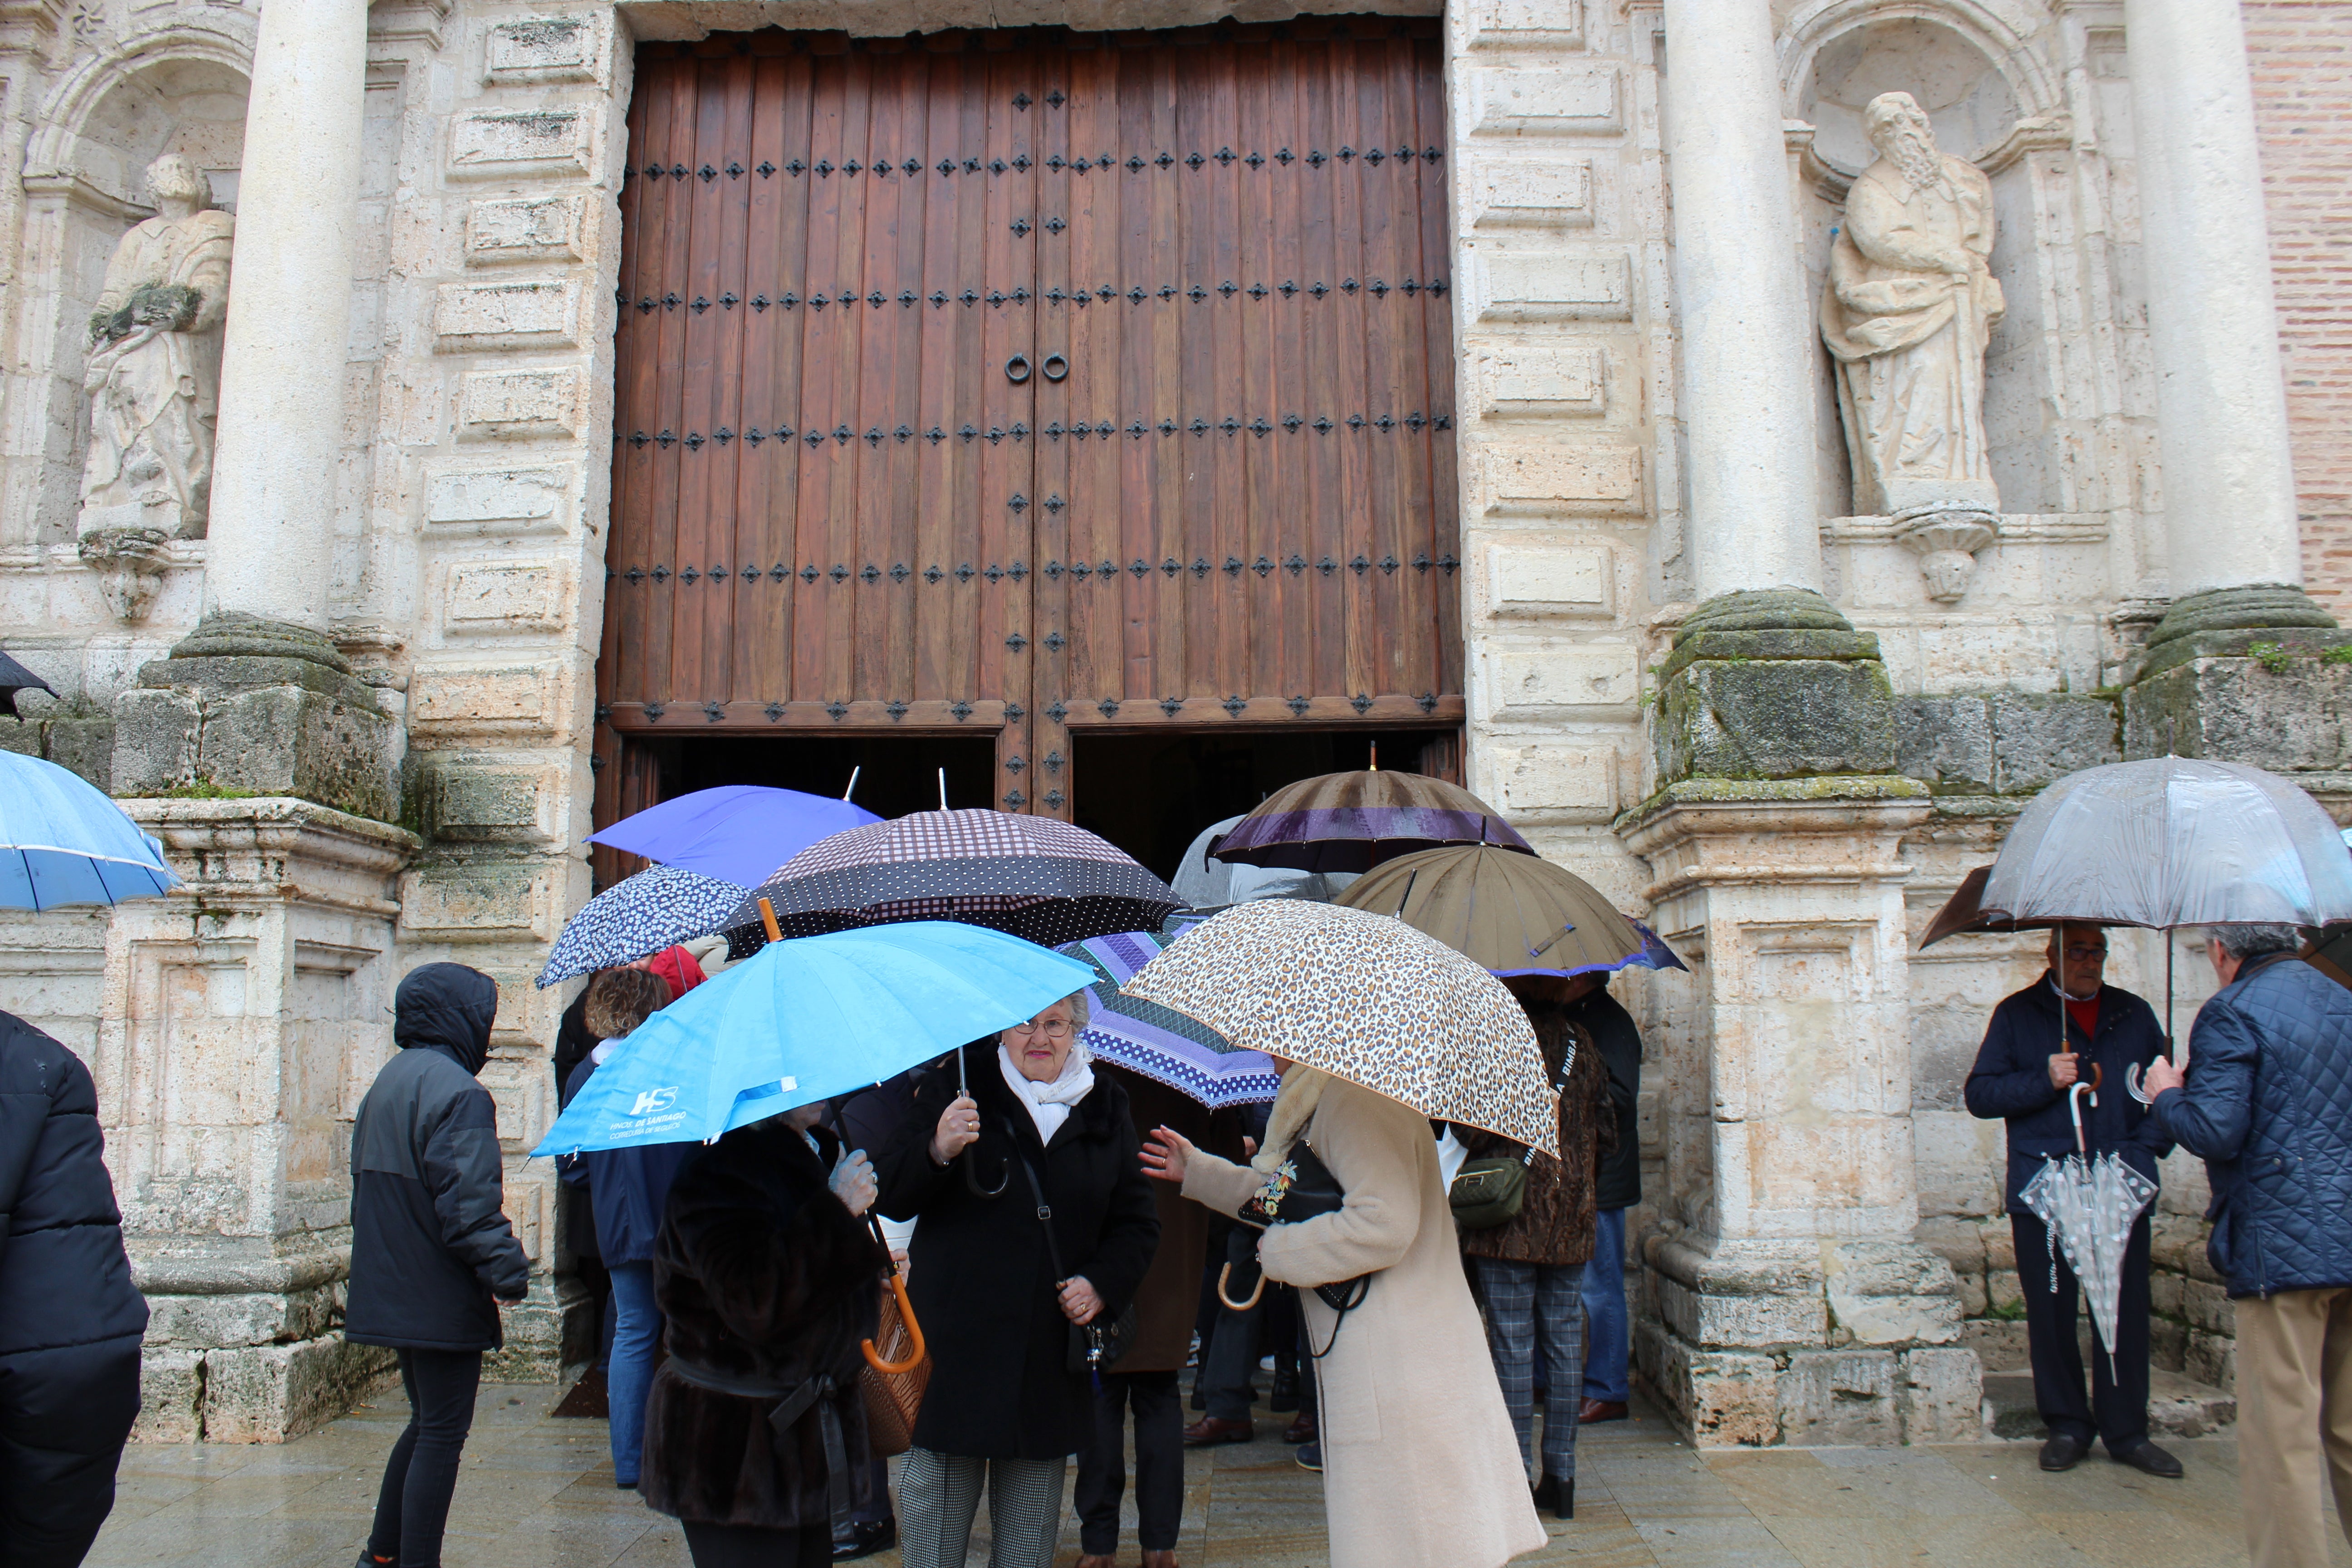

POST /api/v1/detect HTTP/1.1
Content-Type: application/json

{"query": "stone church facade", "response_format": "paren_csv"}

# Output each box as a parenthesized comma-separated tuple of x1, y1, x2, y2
(0, 0, 2343, 1445)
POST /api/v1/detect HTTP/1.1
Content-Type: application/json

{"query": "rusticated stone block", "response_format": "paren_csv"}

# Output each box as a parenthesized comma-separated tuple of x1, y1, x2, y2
(1898, 1347, 1984, 1443)
(142, 1286, 337, 1349)
(2180, 1277, 2236, 1336)
(1659, 658, 1898, 782)
(1960, 1317, 2030, 1372)
(1779, 1351, 1900, 1446)
(132, 1348, 204, 1443)
(44, 716, 117, 789)
(2186, 1329, 2236, 1392)
(1897, 696, 1994, 792)
(110, 687, 201, 794)
(1984, 692, 2120, 793)
(2123, 657, 2352, 772)
(201, 1335, 395, 1443)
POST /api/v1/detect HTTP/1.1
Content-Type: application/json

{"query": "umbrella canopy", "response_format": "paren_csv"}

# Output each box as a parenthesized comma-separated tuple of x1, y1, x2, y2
(1956, 758, 2352, 936)
(1334, 844, 1685, 977)
(2018, 1087, 2158, 1372)
(0, 646, 55, 721)
(588, 785, 879, 888)
(534, 921, 1095, 1155)
(1056, 931, 1281, 1108)
(1171, 814, 1356, 907)
(535, 864, 749, 988)
(723, 808, 1181, 951)
(1118, 899, 1558, 1152)
(0, 751, 176, 908)
(1211, 770, 1535, 874)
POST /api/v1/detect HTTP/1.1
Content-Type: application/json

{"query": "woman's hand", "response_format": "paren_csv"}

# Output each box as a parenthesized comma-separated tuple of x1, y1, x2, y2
(1139, 1126, 1194, 1185)
(1059, 1275, 1104, 1323)
(931, 1093, 981, 1165)
(830, 1149, 877, 1217)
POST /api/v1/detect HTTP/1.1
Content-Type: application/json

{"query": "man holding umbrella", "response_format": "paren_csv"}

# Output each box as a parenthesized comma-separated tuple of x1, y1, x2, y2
(1964, 924, 2180, 1478)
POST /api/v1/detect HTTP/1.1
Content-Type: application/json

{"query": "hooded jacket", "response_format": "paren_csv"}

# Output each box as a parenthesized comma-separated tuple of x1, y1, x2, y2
(0, 1010, 147, 1359)
(347, 963, 530, 1350)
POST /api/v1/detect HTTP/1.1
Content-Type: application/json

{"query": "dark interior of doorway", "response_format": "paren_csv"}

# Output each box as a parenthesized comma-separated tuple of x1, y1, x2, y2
(628, 734, 1001, 823)
(1073, 727, 1463, 883)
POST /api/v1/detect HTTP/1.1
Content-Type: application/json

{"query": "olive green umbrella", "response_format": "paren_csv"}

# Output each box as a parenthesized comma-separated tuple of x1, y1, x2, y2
(1335, 845, 1683, 978)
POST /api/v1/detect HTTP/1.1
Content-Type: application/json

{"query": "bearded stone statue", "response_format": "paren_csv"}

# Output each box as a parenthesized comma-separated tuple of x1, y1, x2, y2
(77, 153, 234, 620)
(1821, 92, 2004, 523)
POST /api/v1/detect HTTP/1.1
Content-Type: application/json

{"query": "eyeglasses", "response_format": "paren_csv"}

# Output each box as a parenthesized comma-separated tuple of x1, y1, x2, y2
(2062, 945, 2108, 962)
(1011, 1019, 1073, 1040)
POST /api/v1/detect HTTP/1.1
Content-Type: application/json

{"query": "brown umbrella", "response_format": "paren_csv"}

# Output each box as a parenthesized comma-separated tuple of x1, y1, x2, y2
(1210, 769, 1534, 873)
(1335, 845, 1683, 977)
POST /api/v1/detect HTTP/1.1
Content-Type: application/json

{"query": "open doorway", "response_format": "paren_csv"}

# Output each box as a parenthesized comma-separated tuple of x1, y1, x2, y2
(1072, 727, 1464, 883)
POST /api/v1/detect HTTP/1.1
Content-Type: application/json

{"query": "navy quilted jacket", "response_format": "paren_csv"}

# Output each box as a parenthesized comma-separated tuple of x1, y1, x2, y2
(2152, 953, 2352, 1299)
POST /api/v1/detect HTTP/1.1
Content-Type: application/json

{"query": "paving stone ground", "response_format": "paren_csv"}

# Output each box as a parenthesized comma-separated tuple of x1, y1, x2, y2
(86, 1380, 2351, 1568)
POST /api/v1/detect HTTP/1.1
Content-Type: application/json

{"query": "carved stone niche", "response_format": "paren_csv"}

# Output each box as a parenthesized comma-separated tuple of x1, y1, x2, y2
(1890, 505, 1997, 604)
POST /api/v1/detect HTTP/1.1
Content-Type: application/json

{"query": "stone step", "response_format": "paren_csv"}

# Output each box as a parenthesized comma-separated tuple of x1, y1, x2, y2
(1981, 1367, 2237, 1441)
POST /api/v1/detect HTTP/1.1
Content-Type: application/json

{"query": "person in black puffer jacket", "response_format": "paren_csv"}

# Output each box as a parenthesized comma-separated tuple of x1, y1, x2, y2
(0, 1010, 147, 1568)
(348, 963, 530, 1568)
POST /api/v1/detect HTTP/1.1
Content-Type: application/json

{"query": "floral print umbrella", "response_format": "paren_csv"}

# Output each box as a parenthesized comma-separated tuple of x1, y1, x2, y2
(536, 864, 748, 988)
(1119, 899, 1558, 1153)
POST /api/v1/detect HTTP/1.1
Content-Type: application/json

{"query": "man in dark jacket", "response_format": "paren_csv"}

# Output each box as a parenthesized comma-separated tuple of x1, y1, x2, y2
(349, 963, 530, 1568)
(1568, 973, 1642, 1425)
(1964, 925, 2179, 1479)
(2145, 924, 2352, 1568)
(0, 1011, 147, 1568)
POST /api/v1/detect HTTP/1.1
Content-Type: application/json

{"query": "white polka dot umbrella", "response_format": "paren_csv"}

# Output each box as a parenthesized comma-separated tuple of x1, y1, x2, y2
(1118, 899, 1558, 1153)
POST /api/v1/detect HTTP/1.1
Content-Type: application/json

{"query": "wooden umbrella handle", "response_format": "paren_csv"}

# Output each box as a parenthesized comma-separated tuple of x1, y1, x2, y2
(758, 897, 783, 944)
(1216, 1260, 1266, 1313)
(862, 1271, 926, 1375)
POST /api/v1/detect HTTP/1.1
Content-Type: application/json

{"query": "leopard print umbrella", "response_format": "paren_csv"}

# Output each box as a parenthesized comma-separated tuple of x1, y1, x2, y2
(1119, 898, 1558, 1152)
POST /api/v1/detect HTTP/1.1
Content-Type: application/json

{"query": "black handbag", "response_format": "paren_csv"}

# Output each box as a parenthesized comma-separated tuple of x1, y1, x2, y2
(1236, 1139, 1372, 1344)
(1013, 1143, 1138, 1382)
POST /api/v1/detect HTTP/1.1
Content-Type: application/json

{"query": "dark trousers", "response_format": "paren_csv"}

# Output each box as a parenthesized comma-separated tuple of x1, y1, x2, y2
(0, 1333, 142, 1568)
(1076, 1369, 1183, 1554)
(682, 1519, 833, 1566)
(365, 1348, 484, 1568)
(1205, 1229, 1265, 1422)
(2013, 1208, 2151, 1454)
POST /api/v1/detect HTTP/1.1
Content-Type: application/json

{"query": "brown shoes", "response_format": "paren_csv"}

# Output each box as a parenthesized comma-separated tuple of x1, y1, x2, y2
(1181, 1415, 1255, 1447)
(1578, 1398, 1629, 1424)
(1283, 1409, 1317, 1445)
(1075, 1558, 1117, 1568)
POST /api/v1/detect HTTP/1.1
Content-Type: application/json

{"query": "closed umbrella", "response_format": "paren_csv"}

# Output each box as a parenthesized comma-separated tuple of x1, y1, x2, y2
(0, 750, 176, 907)
(534, 921, 1094, 1155)
(1056, 931, 1281, 1108)
(588, 784, 879, 889)
(2017, 1083, 2159, 1379)
(1335, 844, 1686, 977)
(534, 864, 748, 988)
(722, 808, 1181, 952)
(1211, 770, 1534, 874)
(1119, 899, 1557, 1152)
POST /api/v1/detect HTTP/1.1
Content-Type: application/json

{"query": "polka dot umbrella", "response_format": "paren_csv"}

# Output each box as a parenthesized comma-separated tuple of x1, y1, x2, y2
(720, 809, 1182, 955)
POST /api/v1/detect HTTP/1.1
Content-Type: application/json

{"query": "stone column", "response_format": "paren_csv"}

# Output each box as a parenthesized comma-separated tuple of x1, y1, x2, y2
(2119, 0, 2349, 754)
(2122, 0, 2342, 668)
(112, 0, 396, 814)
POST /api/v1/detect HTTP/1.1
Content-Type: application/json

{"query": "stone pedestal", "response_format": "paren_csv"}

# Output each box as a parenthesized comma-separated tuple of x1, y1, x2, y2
(1652, 590, 1896, 784)
(112, 613, 401, 823)
(99, 798, 420, 1441)
(1617, 784, 1979, 1446)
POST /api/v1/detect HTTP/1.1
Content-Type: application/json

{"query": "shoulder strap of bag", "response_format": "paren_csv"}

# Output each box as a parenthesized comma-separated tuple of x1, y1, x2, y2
(1012, 1129, 1069, 1281)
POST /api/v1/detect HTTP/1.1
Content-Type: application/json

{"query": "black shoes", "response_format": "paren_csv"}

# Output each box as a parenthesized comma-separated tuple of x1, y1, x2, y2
(2039, 1432, 2088, 1472)
(833, 1516, 896, 1560)
(2115, 1441, 2184, 1479)
(1270, 1366, 1301, 1412)
(1295, 1441, 1322, 1472)
(1531, 1475, 1574, 1520)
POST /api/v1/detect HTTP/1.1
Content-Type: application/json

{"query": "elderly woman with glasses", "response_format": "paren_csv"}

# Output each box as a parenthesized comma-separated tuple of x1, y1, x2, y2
(875, 991, 1161, 1568)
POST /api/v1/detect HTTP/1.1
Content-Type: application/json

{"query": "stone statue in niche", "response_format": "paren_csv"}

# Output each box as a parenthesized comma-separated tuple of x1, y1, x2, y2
(1820, 91, 2003, 603)
(77, 153, 234, 622)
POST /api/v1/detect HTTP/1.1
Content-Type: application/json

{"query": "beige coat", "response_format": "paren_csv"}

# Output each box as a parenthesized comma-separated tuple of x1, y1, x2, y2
(1184, 1074, 1547, 1568)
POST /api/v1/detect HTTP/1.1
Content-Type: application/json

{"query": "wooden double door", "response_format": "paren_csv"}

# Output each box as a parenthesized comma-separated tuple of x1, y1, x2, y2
(597, 20, 1461, 826)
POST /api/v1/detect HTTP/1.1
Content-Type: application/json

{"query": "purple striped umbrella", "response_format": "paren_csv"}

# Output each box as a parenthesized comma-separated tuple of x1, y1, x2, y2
(1211, 769, 1534, 874)
(1058, 931, 1281, 1108)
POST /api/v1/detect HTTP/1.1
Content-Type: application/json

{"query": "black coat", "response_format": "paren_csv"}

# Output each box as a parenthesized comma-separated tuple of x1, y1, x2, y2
(554, 991, 601, 1264)
(1964, 975, 2173, 1208)
(1567, 981, 1643, 1210)
(642, 1119, 887, 1529)
(0, 1011, 147, 1358)
(347, 964, 530, 1350)
(876, 1045, 1161, 1460)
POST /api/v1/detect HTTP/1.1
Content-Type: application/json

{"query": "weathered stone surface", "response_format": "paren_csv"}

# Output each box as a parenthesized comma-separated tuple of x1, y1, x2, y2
(44, 716, 118, 789)
(143, 1285, 338, 1349)
(2126, 584, 2346, 682)
(201, 1336, 395, 1444)
(1825, 1242, 1962, 1347)
(465, 194, 589, 266)
(458, 367, 584, 438)
(109, 688, 201, 795)
(1897, 696, 1995, 791)
(482, 14, 609, 85)
(1483, 542, 1613, 617)
(417, 756, 564, 843)
(1469, 65, 1620, 135)
(432, 279, 584, 351)
(1658, 658, 1898, 783)
(1490, 743, 1617, 821)
(1984, 693, 2121, 792)
(1470, 158, 1595, 229)
(1488, 644, 1640, 713)
(133, 1348, 205, 1443)
(1897, 1347, 1984, 1442)
(1778, 1350, 1900, 1446)
(446, 107, 595, 180)
(2123, 656, 2352, 771)
(1469, 251, 1631, 323)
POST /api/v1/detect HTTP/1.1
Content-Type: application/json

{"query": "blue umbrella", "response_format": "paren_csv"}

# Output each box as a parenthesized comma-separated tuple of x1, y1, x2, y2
(535, 864, 748, 988)
(0, 750, 176, 908)
(588, 785, 880, 889)
(534, 921, 1094, 1155)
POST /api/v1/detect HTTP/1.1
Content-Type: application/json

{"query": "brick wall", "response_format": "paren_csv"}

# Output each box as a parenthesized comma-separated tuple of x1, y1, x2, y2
(2246, 2, 2352, 615)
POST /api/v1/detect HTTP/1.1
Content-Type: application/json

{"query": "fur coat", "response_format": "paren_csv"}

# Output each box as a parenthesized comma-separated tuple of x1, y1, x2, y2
(640, 1118, 886, 1530)
(1460, 1004, 1616, 1269)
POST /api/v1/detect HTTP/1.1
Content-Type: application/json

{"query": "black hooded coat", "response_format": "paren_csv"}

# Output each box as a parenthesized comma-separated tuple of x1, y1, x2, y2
(347, 963, 530, 1351)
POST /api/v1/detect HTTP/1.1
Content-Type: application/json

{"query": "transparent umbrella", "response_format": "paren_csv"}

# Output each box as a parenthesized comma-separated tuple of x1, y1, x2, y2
(2017, 1082, 2158, 1380)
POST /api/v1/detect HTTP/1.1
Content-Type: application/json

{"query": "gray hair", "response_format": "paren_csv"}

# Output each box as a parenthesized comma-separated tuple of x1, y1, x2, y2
(2207, 924, 2304, 961)
(1060, 988, 1092, 1032)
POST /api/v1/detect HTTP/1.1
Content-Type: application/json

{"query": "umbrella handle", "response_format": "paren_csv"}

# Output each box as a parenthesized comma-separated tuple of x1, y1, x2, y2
(861, 1271, 927, 1375)
(1216, 1261, 1266, 1313)
(2068, 1081, 2093, 1156)
(758, 897, 783, 944)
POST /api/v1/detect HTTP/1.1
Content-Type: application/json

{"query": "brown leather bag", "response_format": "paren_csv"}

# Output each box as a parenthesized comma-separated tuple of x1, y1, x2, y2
(857, 1226, 929, 1456)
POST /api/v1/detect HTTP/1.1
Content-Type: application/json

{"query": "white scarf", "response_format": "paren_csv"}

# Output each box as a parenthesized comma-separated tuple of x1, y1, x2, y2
(1253, 1064, 1333, 1173)
(998, 1041, 1095, 1144)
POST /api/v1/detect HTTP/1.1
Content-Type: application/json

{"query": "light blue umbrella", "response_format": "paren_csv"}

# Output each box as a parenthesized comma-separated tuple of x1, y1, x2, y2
(534, 920, 1094, 1155)
(0, 750, 176, 908)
